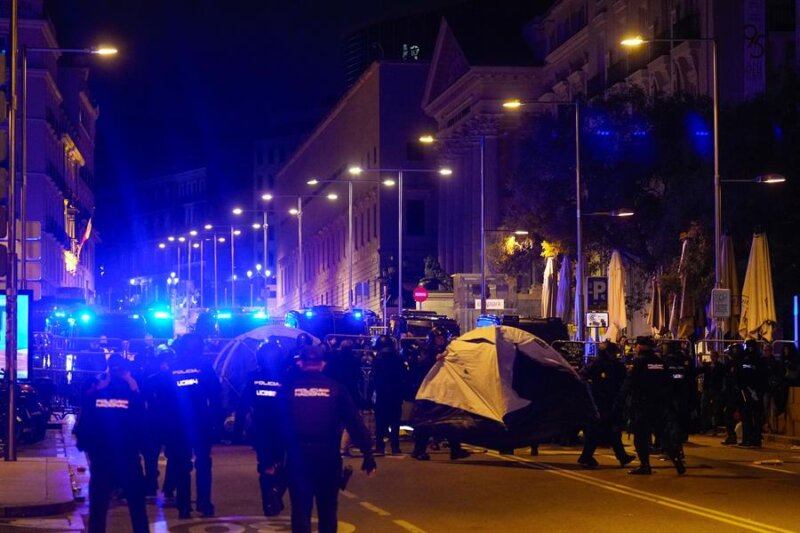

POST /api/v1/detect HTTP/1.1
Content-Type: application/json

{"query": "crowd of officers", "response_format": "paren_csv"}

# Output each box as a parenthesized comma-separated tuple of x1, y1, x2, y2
(70, 325, 800, 533)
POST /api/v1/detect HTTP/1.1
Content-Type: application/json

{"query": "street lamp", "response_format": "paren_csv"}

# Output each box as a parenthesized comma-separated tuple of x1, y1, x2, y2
(260, 193, 338, 309)
(307, 176, 393, 310)
(347, 165, 453, 314)
(20, 45, 118, 289)
(503, 98, 583, 337)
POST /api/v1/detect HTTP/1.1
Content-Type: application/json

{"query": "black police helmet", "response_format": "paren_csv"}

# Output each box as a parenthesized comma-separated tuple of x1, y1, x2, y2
(373, 335, 394, 351)
(256, 338, 283, 366)
(295, 333, 313, 348)
(299, 345, 324, 363)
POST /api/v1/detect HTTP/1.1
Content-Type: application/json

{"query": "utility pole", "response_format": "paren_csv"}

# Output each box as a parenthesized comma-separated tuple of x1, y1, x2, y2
(5, 0, 20, 462)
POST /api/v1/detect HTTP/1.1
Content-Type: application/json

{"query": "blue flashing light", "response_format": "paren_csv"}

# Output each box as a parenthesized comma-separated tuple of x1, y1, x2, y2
(253, 310, 269, 319)
(153, 311, 171, 320)
(353, 311, 363, 320)
(67, 318, 76, 327)
(217, 312, 233, 320)
(594, 129, 611, 137)
(54, 311, 67, 318)
(632, 130, 647, 137)
(131, 314, 141, 320)
(693, 130, 710, 137)
(79, 313, 92, 323)
(304, 310, 314, 318)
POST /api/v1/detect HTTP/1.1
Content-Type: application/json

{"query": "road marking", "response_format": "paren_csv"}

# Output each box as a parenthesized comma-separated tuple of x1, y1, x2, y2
(482, 450, 794, 533)
(393, 519, 429, 533)
(341, 489, 359, 499)
(746, 464, 798, 475)
(359, 501, 391, 517)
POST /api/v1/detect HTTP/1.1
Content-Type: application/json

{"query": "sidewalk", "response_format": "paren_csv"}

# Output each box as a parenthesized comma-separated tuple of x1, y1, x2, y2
(0, 421, 78, 518)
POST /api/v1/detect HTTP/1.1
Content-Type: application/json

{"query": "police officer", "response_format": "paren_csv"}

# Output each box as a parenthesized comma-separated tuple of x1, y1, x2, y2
(622, 337, 685, 475)
(244, 338, 287, 517)
(663, 342, 695, 454)
(577, 341, 635, 468)
(721, 343, 744, 445)
(74, 354, 150, 533)
(737, 339, 767, 447)
(166, 333, 221, 519)
(283, 345, 376, 533)
(372, 335, 408, 455)
(141, 347, 175, 497)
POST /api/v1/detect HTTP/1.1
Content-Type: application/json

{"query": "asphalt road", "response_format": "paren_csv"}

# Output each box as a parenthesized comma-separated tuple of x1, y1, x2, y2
(2, 434, 800, 532)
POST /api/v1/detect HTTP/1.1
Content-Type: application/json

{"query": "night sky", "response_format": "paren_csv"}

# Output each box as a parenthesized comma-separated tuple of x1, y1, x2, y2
(47, 0, 462, 233)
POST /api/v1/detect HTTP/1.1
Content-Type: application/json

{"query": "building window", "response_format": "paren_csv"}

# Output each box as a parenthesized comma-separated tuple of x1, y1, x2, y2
(406, 200, 425, 236)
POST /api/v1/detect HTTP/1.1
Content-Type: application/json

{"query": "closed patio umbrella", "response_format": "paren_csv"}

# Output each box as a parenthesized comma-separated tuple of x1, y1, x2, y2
(606, 250, 627, 342)
(555, 257, 572, 323)
(739, 233, 777, 341)
(647, 273, 668, 335)
(541, 256, 557, 318)
(720, 235, 741, 336)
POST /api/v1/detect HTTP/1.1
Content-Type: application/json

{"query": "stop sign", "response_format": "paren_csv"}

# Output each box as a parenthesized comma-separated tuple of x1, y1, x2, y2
(413, 286, 429, 303)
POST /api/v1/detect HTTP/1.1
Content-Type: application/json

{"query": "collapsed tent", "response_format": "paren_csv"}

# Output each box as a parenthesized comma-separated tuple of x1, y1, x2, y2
(213, 325, 319, 410)
(412, 326, 596, 449)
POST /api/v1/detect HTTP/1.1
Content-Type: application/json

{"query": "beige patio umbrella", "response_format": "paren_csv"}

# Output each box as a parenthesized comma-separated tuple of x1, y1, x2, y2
(606, 250, 627, 342)
(541, 256, 557, 318)
(555, 257, 572, 323)
(719, 235, 740, 336)
(739, 233, 777, 341)
(647, 273, 669, 335)
(669, 237, 698, 339)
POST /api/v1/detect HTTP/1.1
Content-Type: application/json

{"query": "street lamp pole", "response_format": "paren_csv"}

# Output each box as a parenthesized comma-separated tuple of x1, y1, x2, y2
(479, 136, 486, 315)
(230, 226, 236, 307)
(262, 210, 268, 305)
(297, 197, 303, 308)
(199, 239, 205, 308)
(348, 180, 353, 310)
(213, 237, 219, 308)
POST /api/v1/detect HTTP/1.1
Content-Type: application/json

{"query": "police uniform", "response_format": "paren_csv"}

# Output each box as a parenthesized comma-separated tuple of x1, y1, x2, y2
(243, 344, 287, 517)
(735, 343, 767, 446)
(664, 349, 695, 454)
(578, 345, 634, 467)
(283, 350, 374, 533)
(372, 338, 408, 454)
(622, 339, 685, 475)
(74, 358, 150, 533)
(165, 341, 221, 518)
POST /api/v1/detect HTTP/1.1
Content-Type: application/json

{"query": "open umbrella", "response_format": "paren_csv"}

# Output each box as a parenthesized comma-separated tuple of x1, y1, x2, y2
(541, 256, 557, 318)
(606, 250, 627, 342)
(555, 257, 572, 323)
(412, 326, 596, 449)
(213, 325, 319, 410)
(739, 233, 777, 341)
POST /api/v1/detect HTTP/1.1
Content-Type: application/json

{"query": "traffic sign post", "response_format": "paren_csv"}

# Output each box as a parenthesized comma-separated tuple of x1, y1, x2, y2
(711, 288, 731, 319)
(413, 287, 428, 309)
(587, 277, 608, 311)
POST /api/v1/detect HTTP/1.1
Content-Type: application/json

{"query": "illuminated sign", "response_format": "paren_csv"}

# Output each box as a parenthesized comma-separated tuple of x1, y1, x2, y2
(0, 293, 31, 380)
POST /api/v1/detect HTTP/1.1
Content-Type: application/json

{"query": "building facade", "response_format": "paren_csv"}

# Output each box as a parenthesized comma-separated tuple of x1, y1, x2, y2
(274, 61, 438, 315)
(1, 0, 100, 301)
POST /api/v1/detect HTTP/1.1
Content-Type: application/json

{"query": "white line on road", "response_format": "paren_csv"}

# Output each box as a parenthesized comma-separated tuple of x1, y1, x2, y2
(482, 449, 795, 533)
(746, 464, 798, 475)
(341, 490, 359, 500)
(393, 519, 429, 533)
(359, 501, 391, 517)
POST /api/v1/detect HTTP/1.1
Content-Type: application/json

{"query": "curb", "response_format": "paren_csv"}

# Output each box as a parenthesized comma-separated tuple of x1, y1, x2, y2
(763, 433, 800, 447)
(0, 499, 76, 519)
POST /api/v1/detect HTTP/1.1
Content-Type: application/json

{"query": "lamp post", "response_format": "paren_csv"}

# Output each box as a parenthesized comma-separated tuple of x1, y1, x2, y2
(21, 45, 117, 289)
(232, 206, 271, 308)
(307, 177, 393, 310)
(348, 165, 452, 314)
(252, 192, 337, 310)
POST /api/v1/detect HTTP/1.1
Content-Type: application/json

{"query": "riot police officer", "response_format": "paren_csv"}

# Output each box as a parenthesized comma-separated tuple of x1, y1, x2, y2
(372, 335, 408, 455)
(141, 347, 176, 497)
(74, 354, 150, 533)
(166, 333, 221, 519)
(721, 343, 744, 445)
(622, 337, 685, 475)
(283, 345, 376, 533)
(577, 342, 635, 468)
(736, 339, 767, 447)
(244, 338, 288, 516)
(663, 342, 695, 455)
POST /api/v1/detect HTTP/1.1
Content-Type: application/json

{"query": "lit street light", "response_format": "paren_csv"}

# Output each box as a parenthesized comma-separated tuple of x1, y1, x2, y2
(348, 165, 453, 314)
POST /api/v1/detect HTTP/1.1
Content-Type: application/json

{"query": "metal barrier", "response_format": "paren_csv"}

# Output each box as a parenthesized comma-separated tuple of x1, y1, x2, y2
(550, 340, 605, 366)
(695, 338, 769, 360)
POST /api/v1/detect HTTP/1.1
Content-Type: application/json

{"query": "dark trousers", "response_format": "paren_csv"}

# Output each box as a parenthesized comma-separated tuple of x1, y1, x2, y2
(374, 399, 402, 450)
(701, 390, 723, 431)
(88, 457, 149, 533)
(257, 449, 286, 517)
(143, 440, 177, 495)
(632, 408, 678, 467)
(724, 397, 741, 441)
(287, 452, 341, 533)
(580, 421, 628, 462)
(741, 398, 763, 444)
(412, 427, 463, 457)
(167, 432, 214, 514)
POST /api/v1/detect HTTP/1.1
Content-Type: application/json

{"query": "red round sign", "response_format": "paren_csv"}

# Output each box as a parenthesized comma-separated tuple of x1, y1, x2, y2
(413, 287, 429, 303)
